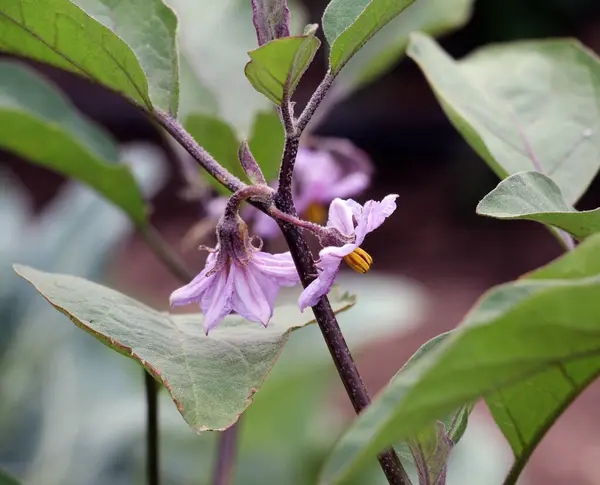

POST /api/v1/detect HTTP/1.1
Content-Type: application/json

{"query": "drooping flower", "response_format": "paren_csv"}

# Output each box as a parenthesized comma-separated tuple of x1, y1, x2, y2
(252, 139, 373, 238)
(170, 214, 300, 333)
(298, 194, 399, 311)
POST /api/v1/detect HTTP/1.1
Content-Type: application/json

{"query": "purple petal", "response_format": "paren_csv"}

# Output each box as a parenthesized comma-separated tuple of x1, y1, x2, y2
(327, 199, 355, 236)
(320, 242, 356, 261)
(298, 266, 339, 311)
(169, 255, 217, 307)
(231, 263, 273, 326)
(200, 267, 235, 333)
(251, 0, 291, 46)
(252, 251, 300, 286)
(298, 253, 343, 311)
(329, 172, 370, 199)
(354, 194, 399, 243)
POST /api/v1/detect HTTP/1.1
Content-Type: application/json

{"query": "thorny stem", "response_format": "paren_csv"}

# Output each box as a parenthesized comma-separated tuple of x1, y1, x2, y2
(144, 371, 160, 485)
(212, 423, 240, 485)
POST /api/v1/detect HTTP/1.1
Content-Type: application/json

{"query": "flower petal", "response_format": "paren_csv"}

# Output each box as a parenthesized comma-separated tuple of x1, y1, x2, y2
(354, 194, 399, 243)
(298, 266, 339, 311)
(329, 173, 370, 200)
(327, 198, 355, 236)
(231, 263, 273, 326)
(320, 242, 356, 261)
(169, 254, 217, 307)
(200, 267, 235, 333)
(252, 251, 300, 287)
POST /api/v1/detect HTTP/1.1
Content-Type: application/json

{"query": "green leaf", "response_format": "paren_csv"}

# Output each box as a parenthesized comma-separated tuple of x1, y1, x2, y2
(322, 0, 418, 75)
(245, 34, 320, 105)
(14, 264, 356, 432)
(477, 171, 600, 241)
(0, 469, 20, 485)
(248, 110, 285, 182)
(485, 234, 600, 483)
(408, 421, 453, 485)
(0, 0, 178, 114)
(407, 33, 600, 205)
(0, 61, 147, 225)
(184, 114, 246, 193)
(319, 234, 600, 484)
(392, 332, 473, 473)
(337, 0, 474, 93)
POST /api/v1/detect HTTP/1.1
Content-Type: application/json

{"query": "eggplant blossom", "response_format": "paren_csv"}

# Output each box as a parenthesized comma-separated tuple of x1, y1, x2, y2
(253, 140, 372, 238)
(298, 194, 398, 311)
(170, 213, 300, 334)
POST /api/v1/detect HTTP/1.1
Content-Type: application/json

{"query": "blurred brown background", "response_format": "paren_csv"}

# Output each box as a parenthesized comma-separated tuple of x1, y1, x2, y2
(5, 0, 600, 483)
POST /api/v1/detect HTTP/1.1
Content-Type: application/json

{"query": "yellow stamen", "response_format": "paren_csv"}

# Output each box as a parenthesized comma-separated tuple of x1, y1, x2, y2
(303, 202, 327, 224)
(343, 247, 373, 274)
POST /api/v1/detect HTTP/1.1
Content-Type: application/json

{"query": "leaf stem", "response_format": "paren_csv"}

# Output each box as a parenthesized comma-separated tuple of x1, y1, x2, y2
(211, 422, 240, 485)
(145, 371, 160, 485)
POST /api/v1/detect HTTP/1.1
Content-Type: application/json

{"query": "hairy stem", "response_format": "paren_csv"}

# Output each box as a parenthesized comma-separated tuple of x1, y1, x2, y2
(296, 71, 335, 133)
(145, 371, 160, 485)
(154, 110, 246, 194)
(212, 423, 240, 485)
(276, 215, 410, 484)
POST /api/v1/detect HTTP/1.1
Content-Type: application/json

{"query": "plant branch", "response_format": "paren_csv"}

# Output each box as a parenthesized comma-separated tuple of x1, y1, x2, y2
(296, 71, 335, 133)
(154, 110, 247, 194)
(275, 213, 410, 484)
(212, 423, 240, 485)
(279, 87, 296, 137)
(145, 371, 160, 485)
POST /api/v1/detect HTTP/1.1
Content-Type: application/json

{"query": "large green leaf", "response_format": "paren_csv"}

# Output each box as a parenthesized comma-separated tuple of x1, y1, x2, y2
(0, 61, 147, 225)
(245, 34, 320, 105)
(14, 264, 355, 432)
(486, 235, 600, 484)
(248, 109, 285, 182)
(477, 171, 600, 241)
(407, 33, 600, 205)
(0, 0, 178, 114)
(184, 113, 246, 193)
(336, 0, 474, 93)
(322, 0, 418, 75)
(319, 234, 600, 484)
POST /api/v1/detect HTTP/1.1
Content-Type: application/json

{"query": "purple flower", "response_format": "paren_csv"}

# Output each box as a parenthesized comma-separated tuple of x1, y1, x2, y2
(170, 216, 300, 333)
(298, 194, 398, 311)
(253, 141, 372, 238)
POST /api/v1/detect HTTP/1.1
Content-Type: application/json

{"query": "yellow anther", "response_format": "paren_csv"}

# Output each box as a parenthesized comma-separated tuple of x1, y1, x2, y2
(343, 247, 373, 274)
(303, 202, 327, 224)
